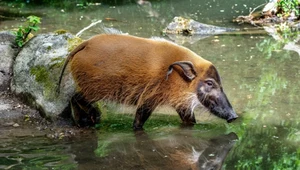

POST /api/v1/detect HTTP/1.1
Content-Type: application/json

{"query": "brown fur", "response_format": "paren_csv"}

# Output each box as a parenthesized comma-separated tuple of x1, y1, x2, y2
(59, 34, 212, 110)
(58, 34, 237, 128)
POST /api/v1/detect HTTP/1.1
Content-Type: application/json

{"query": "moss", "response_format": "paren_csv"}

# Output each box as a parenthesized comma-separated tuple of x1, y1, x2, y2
(30, 66, 49, 84)
(49, 57, 65, 70)
(67, 37, 83, 52)
(30, 65, 56, 99)
(96, 109, 228, 134)
(46, 45, 52, 51)
(97, 111, 183, 133)
(28, 34, 82, 100)
(54, 29, 68, 35)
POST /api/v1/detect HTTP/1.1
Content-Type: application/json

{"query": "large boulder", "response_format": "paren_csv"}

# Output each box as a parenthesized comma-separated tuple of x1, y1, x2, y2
(11, 33, 82, 119)
(0, 31, 18, 91)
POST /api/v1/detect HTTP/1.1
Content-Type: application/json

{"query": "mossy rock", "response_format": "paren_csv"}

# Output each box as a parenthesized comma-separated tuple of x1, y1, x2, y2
(11, 33, 82, 119)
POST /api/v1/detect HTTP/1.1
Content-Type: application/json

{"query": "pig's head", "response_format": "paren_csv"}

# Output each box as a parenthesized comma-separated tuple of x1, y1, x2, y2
(197, 65, 238, 123)
(167, 61, 238, 123)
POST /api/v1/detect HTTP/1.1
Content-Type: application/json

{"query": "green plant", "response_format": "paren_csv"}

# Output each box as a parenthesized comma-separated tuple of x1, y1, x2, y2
(277, 0, 299, 16)
(14, 15, 41, 47)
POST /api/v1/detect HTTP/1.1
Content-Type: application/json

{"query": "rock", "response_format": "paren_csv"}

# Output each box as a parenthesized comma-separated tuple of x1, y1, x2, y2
(163, 16, 237, 35)
(162, 17, 238, 44)
(0, 31, 18, 91)
(11, 33, 82, 119)
(262, 0, 278, 16)
(12, 123, 20, 127)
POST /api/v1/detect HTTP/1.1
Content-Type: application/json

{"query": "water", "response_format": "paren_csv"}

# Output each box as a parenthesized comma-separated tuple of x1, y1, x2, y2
(1, 0, 300, 169)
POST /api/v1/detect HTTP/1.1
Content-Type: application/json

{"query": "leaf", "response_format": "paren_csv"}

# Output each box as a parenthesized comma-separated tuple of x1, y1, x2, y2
(17, 41, 23, 47)
(27, 15, 41, 24)
(29, 26, 40, 31)
(15, 15, 41, 47)
(16, 31, 23, 36)
(24, 27, 31, 33)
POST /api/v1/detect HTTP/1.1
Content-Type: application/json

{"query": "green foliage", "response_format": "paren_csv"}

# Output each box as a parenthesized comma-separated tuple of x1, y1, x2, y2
(14, 15, 41, 47)
(272, 150, 300, 170)
(256, 27, 299, 60)
(277, 0, 299, 16)
(228, 126, 300, 170)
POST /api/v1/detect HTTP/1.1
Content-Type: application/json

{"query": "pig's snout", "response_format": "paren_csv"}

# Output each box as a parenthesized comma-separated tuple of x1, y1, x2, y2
(227, 112, 238, 123)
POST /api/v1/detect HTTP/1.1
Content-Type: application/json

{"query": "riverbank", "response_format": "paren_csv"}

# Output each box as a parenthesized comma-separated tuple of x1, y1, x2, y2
(0, 91, 87, 139)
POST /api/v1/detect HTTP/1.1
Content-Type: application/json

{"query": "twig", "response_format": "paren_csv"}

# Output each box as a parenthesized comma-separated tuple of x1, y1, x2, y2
(249, 3, 266, 15)
(22, 23, 35, 41)
(76, 20, 102, 37)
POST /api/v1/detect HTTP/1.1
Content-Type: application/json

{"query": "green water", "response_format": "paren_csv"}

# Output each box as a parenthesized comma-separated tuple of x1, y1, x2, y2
(1, 0, 300, 169)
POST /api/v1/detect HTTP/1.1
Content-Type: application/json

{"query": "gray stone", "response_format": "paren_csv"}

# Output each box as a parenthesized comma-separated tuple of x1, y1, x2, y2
(0, 31, 18, 91)
(163, 16, 236, 35)
(163, 17, 237, 44)
(11, 33, 78, 119)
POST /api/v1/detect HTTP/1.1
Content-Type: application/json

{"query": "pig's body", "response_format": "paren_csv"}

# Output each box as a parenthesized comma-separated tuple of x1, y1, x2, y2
(58, 34, 237, 129)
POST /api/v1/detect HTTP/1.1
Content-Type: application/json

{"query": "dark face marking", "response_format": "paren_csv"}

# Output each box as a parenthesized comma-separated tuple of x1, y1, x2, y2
(204, 65, 222, 85)
(197, 65, 238, 123)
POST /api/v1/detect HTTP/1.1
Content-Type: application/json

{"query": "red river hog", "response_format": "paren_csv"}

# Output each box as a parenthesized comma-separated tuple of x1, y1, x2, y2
(58, 34, 238, 129)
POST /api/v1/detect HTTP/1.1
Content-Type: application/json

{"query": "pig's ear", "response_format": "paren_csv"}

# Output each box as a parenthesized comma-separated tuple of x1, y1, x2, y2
(166, 61, 197, 81)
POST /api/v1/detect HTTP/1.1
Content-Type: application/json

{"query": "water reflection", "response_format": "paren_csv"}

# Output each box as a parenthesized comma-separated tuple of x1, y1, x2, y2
(165, 34, 211, 44)
(87, 129, 238, 170)
(197, 132, 237, 170)
(225, 123, 300, 169)
(0, 135, 78, 169)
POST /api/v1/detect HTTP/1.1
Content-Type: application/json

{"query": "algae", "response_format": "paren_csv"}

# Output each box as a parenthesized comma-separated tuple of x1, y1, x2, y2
(67, 36, 83, 52)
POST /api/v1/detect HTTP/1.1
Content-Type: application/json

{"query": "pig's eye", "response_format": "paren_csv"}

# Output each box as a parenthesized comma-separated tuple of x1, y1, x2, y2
(205, 80, 214, 87)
